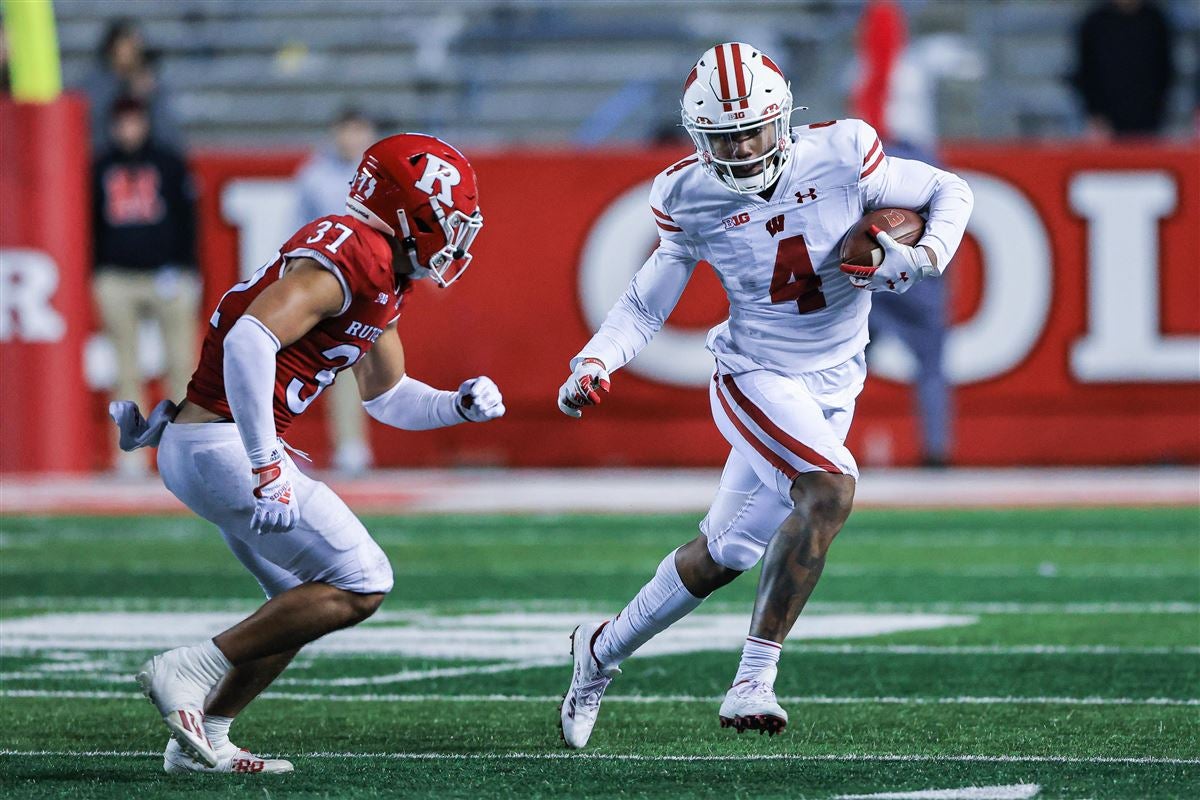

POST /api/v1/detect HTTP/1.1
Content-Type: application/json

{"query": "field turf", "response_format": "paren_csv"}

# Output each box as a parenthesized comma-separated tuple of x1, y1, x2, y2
(1, 507, 1197, 798)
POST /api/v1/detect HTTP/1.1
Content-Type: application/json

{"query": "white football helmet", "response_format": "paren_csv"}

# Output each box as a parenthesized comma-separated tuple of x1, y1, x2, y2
(680, 43, 801, 195)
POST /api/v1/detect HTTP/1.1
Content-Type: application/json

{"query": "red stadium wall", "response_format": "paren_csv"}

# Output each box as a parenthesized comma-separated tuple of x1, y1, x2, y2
(0, 97, 93, 472)
(4, 135, 1198, 472)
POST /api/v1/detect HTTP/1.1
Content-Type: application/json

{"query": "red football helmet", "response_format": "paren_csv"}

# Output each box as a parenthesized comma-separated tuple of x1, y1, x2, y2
(345, 133, 483, 287)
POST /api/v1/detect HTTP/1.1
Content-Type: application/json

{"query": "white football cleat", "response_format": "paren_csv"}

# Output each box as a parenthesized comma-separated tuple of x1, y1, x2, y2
(718, 665, 788, 736)
(136, 647, 221, 767)
(164, 738, 294, 774)
(559, 621, 620, 749)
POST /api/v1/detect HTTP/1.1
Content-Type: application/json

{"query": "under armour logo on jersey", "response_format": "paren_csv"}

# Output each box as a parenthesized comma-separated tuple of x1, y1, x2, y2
(765, 214, 785, 237)
(414, 155, 461, 207)
(795, 187, 817, 203)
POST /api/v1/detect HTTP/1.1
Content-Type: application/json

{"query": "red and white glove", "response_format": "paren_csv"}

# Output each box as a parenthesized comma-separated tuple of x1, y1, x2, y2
(839, 225, 935, 295)
(557, 358, 611, 418)
(250, 453, 299, 535)
(456, 376, 506, 422)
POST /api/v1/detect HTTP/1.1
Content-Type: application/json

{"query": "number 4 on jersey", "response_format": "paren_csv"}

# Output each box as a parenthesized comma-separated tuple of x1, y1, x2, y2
(769, 233, 826, 314)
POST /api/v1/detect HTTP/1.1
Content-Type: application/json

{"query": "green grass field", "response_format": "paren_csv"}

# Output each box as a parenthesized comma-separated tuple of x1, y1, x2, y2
(1, 508, 1197, 798)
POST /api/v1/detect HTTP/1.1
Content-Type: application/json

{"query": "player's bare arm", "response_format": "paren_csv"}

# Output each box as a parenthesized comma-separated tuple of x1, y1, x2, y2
(172, 258, 343, 426)
(242, 258, 346, 347)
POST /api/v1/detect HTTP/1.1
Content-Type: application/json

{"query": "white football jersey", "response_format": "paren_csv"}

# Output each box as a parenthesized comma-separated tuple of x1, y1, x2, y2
(576, 118, 973, 380)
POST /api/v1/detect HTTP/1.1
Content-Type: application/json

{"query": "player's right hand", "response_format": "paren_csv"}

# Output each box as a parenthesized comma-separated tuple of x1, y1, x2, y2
(557, 358, 611, 418)
(250, 455, 299, 534)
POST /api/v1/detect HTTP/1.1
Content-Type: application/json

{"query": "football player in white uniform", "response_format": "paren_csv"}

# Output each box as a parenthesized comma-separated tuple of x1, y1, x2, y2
(557, 43, 973, 747)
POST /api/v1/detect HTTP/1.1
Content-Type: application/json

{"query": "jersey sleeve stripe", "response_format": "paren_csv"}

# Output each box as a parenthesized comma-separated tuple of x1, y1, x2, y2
(655, 219, 684, 233)
(860, 150, 886, 180)
(651, 206, 675, 222)
(862, 138, 882, 165)
(720, 374, 844, 474)
(283, 247, 352, 316)
(713, 377, 799, 481)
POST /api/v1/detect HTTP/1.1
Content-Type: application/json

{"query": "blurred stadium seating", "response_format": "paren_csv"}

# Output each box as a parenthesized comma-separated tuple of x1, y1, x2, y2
(51, 0, 1200, 147)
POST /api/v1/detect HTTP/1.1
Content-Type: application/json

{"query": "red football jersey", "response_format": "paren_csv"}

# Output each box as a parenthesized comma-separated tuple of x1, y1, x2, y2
(187, 215, 410, 434)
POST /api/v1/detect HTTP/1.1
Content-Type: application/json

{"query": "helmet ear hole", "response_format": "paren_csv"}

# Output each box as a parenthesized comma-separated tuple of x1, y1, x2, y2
(413, 216, 434, 234)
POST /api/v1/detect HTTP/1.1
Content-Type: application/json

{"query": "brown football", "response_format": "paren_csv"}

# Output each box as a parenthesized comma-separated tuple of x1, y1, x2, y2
(839, 208, 926, 267)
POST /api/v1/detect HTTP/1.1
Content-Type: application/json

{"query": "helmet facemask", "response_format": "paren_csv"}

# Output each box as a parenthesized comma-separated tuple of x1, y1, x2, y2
(682, 94, 793, 195)
(395, 198, 483, 289)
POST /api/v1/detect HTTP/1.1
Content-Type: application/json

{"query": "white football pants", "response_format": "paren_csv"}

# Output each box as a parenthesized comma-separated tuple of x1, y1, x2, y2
(701, 353, 863, 571)
(157, 421, 393, 598)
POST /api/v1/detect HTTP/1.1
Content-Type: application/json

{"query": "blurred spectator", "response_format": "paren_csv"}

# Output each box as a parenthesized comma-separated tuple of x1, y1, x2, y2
(80, 18, 183, 150)
(0, 24, 10, 96)
(294, 108, 379, 474)
(93, 96, 198, 476)
(851, 0, 982, 467)
(1072, 0, 1175, 139)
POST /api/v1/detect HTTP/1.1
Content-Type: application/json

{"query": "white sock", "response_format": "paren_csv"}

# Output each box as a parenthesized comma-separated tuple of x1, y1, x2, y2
(203, 714, 234, 752)
(734, 635, 782, 685)
(593, 548, 703, 668)
(186, 639, 233, 687)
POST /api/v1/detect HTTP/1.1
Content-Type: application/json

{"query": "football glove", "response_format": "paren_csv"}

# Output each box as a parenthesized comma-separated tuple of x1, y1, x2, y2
(109, 399, 178, 451)
(250, 452, 299, 535)
(456, 376, 506, 423)
(557, 358, 610, 419)
(840, 226, 935, 295)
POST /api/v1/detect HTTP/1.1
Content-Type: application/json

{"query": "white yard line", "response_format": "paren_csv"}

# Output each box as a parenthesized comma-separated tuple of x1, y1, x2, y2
(0, 748, 1196, 765)
(3, 689, 1197, 707)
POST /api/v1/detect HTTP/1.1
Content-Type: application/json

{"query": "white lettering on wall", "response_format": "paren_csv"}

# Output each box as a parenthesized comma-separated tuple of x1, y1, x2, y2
(0, 249, 66, 342)
(1069, 171, 1199, 382)
(221, 180, 298, 279)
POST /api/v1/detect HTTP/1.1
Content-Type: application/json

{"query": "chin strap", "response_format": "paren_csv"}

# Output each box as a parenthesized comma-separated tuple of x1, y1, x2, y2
(394, 209, 433, 282)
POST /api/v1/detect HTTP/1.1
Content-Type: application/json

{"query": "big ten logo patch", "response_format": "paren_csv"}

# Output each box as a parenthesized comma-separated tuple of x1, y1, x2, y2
(723, 212, 751, 230)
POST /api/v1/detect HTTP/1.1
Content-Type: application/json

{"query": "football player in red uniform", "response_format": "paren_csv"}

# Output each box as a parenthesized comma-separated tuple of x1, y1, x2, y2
(109, 134, 503, 773)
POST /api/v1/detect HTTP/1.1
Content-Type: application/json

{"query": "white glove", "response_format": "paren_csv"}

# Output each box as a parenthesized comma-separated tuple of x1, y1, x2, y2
(109, 399, 178, 451)
(456, 376, 506, 422)
(250, 453, 299, 534)
(557, 357, 611, 418)
(840, 226, 936, 294)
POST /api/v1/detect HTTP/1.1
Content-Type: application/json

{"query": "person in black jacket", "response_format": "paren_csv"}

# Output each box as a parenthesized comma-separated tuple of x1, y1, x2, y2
(1073, 0, 1176, 138)
(93, 96, 198, 475)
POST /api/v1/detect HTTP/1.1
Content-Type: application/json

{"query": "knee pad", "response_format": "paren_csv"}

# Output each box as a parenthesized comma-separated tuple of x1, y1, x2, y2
(701, 484, 791, 572)
(356, 540, 394, 595)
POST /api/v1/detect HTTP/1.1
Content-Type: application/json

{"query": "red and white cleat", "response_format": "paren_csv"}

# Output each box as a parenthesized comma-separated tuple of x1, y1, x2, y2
(718, 666, 788, 736)
(558, 621, 621, 749)
(136, 648, 221, 767)
(164, 738, 294, 774)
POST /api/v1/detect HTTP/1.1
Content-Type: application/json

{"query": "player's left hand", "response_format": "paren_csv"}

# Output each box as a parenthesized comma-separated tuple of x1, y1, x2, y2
(456, 376, 506, 422)
(839, 225, 933, 295)
(557, 358, 610, 419)
(250, 455, 299, 535)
